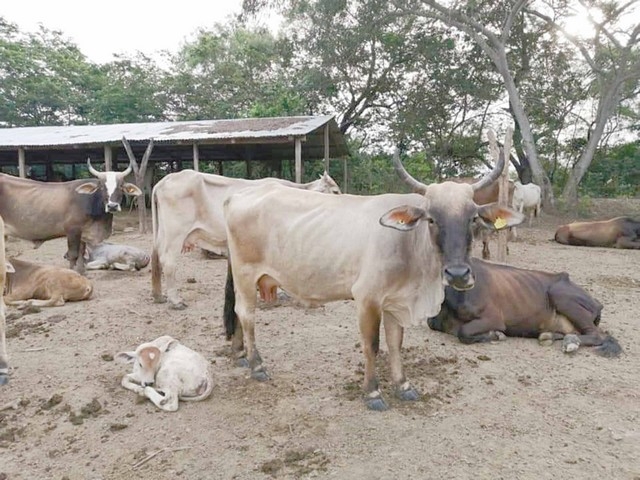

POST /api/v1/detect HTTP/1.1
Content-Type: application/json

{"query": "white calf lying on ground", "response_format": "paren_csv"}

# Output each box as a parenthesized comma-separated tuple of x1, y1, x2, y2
(116, 335, 213, 412)
(85, 242, 150, 271)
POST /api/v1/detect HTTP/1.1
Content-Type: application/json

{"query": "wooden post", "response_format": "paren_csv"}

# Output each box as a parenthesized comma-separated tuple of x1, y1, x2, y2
(18, 148, 26, 178)
(193, 143, 200, 172)
(295, 137, 302, 183)
(488, 128, 513, 263)
(324, 124, 330, 172)
(104, 145, 113, 171)
(217, 161, 223, 175)
(343, 157, 348, 193)
(122, 136, 154, 233)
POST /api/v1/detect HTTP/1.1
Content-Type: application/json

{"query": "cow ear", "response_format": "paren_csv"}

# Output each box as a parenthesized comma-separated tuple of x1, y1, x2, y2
(122, 183, 143, 197)
(5, 261, 15, 273)
(76, 182, 99, 195)
(477, 203, 524, 230)
(115, 351, 136, 364)
(379, 206, 426, 231)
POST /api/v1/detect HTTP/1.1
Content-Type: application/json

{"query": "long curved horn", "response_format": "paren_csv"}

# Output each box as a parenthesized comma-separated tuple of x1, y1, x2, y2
(472, 148, 505, 191)
(86, 158, 106, 179)
(117, 160, 133, 179)
(392, 147, 427, 195)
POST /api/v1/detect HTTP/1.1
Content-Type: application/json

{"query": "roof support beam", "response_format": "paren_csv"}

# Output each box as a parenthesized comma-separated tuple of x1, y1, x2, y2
(193, 143, 200, 172)
(18, 148, 26, 178)
(295, 137, 302, 183)
(104, 145, 113, 171)
(324, 124, 330, 172)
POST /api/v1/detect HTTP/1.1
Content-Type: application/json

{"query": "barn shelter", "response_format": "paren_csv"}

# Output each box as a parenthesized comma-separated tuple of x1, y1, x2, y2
(0, 115, 350, 187)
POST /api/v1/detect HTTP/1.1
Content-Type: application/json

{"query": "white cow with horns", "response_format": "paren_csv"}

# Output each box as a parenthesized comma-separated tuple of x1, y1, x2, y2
(223, 148, 524, 411)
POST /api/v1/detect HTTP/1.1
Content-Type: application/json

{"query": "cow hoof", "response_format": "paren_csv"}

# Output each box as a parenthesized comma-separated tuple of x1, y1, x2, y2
(538, 332, 555, 346)
(365, 396, 389, 411)
(251, 369, 270, 382)
(494, 331, 507, 341)
(396, 386, 420, 402)
(0, 374, 8, 386)
(235, 357, 249, 368)
(153, 295, 167, 304)
(562, 334, 581, 354)
(169, 301, 188, 310)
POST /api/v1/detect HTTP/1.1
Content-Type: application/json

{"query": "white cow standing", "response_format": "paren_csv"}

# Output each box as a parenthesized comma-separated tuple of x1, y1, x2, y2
(116, 335, 213, 412)
(512, 181, 542, 228)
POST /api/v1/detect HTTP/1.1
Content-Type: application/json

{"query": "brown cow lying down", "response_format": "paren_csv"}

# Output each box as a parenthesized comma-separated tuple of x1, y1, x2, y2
(4, 258, 93, 309)
(427, 258, 621, 357)
(554, 216, 640, 249)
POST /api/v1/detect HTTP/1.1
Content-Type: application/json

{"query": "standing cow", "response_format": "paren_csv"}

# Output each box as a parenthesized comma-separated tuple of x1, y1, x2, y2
(0, 159, 142, 273)
(512, 181, 542, 228)
(223, 150, 524, 411)
(151, 170, 341, 309)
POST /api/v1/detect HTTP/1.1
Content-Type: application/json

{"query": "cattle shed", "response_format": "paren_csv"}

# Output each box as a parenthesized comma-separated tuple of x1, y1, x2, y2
(0, 115, 350, 187)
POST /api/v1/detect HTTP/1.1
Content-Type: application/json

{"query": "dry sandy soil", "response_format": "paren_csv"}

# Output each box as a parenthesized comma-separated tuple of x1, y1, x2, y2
(1, 199, 639, 480)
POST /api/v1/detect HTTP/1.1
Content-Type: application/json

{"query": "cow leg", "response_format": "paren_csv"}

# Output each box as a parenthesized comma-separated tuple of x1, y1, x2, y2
(85, 259, 108, 270)
(357, 301, 386, 411)
(234, 276, 267, 381)
(616, 236, 640, 249)
(66, 230, 85, 274)
(427, 305, 462, 335)
(121, 373, 145, 396)
(384, 313, 419, 402)
(8, 296, 66, 309)
(457, 317, 505, 344)
(0, 303, 8, 385)
(482, 237, 491, 260)
(144, 386, 179, 412)
(160, 240, 188, 309)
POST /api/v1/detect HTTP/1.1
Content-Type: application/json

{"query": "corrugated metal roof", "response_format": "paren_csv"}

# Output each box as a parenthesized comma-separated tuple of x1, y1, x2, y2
(0, 115, 339, 148)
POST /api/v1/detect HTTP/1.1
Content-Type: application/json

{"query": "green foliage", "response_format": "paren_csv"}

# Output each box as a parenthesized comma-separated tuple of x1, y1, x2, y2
(580, 141, 640, 197)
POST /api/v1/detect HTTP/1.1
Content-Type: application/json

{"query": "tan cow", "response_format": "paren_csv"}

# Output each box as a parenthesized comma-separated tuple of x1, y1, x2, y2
(4, 258, 93, 308)
(223, 150, 524, 411)
(555, 217, 640, 249)
(116, 335, 213, 412)
(151, 170, 341, 309)
(0, 215, 9, 385)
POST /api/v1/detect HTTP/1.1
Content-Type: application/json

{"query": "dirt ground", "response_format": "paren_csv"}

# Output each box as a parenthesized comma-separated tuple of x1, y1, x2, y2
(1, 199, 639, 480)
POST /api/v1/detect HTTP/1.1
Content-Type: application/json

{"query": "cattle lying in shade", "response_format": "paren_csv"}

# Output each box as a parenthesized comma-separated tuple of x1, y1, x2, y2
(427, 258, 622, 357)
(0, 159, 142, 273)
(554, 217, 640, 249)
(223, 148, 524, 411)
(85, 242, 150, 271)
(151, 170, 341, 309)
(0, 216, 9, 385)
(4, 258, 93, 309)
(116, 335, 213, 412)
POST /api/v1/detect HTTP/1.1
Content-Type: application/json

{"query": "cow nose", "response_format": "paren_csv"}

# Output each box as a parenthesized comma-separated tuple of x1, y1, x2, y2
(443, 264, 475, 291)
(106, 202, 120, 212)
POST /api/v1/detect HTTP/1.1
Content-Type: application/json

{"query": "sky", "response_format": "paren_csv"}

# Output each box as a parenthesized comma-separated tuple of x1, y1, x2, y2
(1, 0, 246, 63)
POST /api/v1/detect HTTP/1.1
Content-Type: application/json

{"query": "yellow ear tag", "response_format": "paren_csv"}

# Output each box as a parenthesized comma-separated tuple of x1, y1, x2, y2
(494, 217, 507, 229)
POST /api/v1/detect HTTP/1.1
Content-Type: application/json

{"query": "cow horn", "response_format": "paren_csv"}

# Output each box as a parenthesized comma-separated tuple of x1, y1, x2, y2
(86, 158, 106, 179)
(117, 160, 133, 179)
(391, 147, 427, 195)
(471, 148, 505, 191)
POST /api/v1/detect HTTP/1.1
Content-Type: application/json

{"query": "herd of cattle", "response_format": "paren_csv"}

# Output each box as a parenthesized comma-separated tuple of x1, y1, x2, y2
(0, 154, 637, 411)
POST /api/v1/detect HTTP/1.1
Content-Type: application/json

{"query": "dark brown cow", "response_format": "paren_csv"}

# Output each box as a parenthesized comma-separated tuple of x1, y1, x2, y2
(554, 217, 640, 249)
(0, 160, 142, 273)
(427, 258, 622, 357)
(451, 177, 515, 259)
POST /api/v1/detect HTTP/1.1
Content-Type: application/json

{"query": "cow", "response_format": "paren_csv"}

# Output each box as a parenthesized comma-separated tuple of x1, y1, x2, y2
(0, 215, 9, 385)
(151, 170, 342, 309)
(116, 335, 214, 412)
(427, 258, 621, 357)
(512, 181, 542, 227)
(85, 242, 150, 271)
(0, 159, 142, 273)
(222, 149, 524, 411)
(4, 258, 93, 308)
(554, 217, 640, 249)
(451, 177, 515, 259)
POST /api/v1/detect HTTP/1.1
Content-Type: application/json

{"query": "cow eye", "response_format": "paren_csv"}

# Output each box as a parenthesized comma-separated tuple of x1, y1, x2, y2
(426, 217, 435, 225)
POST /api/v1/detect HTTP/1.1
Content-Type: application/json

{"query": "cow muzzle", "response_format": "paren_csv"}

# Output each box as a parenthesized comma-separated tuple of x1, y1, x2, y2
(106, 202, 121, 213)
(142, 381, 155, 387)
(443, 264, 475, 291)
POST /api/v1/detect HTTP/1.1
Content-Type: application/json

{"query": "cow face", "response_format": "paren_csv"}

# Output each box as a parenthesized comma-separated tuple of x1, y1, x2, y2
(116, 345, 162, 387)
(76, 159, 143, 213)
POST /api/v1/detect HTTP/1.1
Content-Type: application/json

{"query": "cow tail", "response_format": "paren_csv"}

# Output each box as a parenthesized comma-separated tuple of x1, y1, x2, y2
(595, 334, 623, 358)
(150, 185, 163, 300)
(223, 260, 237, 341)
